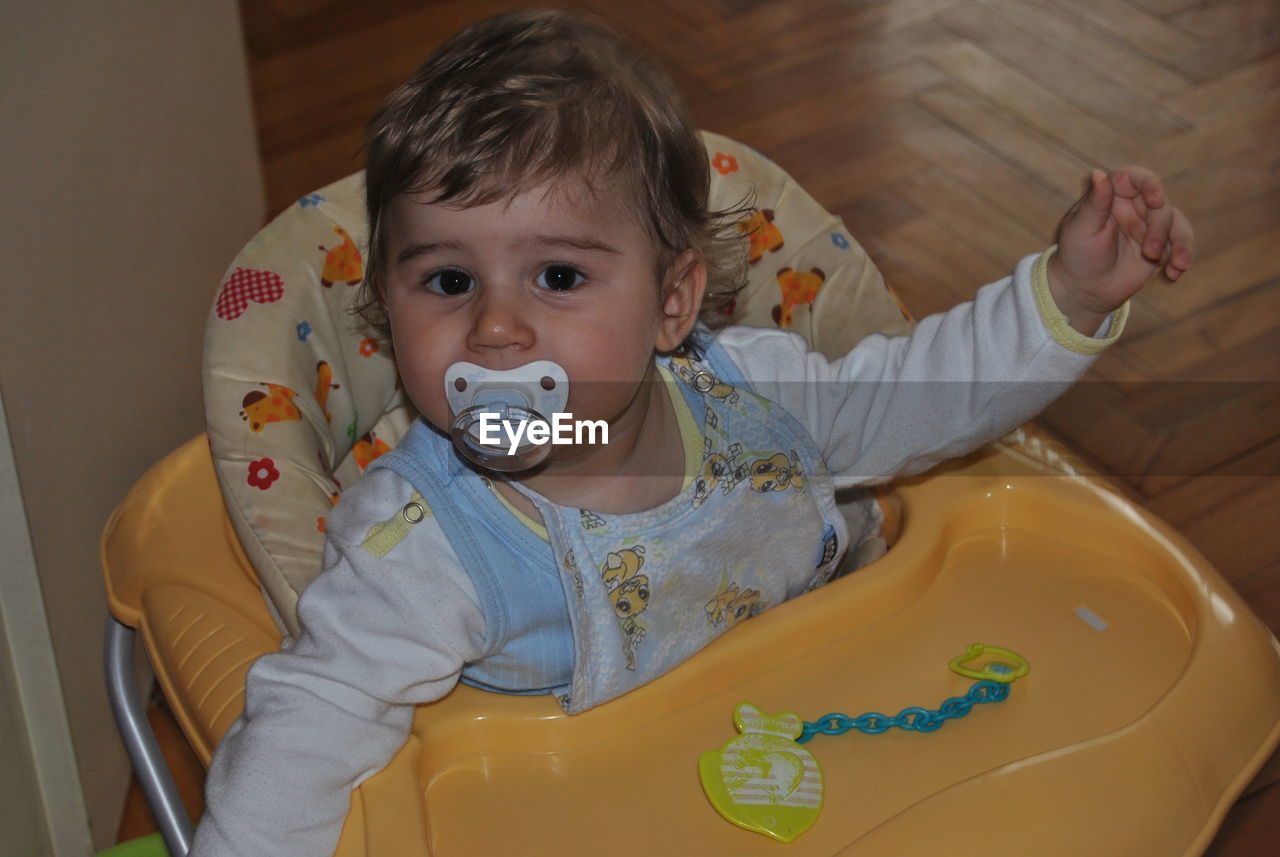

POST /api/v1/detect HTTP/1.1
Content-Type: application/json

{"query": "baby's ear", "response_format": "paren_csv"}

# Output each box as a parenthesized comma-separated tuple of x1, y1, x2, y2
(656, 251, 707, 352)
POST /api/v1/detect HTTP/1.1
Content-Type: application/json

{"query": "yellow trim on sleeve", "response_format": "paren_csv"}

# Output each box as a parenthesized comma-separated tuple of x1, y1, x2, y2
(1031, 246, 1129, 355)
(361, 490, 431, 558)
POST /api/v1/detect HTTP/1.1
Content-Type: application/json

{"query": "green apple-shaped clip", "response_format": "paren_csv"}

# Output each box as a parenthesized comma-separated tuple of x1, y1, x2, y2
(699, 702, 823, 842)
(948, 643, 1030, 683)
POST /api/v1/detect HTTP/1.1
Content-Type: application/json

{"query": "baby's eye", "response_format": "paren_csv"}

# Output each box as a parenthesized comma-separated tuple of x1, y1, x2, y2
(423, 268, 474, 296)
(536, 265, 585, 292)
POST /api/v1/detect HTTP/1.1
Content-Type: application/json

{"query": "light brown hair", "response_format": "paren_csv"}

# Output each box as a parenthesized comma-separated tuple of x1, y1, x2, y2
(358, 8, 745, 341)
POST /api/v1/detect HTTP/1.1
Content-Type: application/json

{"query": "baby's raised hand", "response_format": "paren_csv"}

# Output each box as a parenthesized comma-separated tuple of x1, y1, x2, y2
(1047, 167, 1193, 335)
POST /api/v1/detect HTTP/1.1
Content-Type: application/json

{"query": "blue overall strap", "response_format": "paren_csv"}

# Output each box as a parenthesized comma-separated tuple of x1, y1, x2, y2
(369, 419, 575, 695)
(694, 330, 750, 390)
(368, 421, 511, 653)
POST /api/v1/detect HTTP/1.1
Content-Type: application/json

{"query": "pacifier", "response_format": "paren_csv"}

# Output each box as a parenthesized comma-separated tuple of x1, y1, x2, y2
(444, 360, 569, 471)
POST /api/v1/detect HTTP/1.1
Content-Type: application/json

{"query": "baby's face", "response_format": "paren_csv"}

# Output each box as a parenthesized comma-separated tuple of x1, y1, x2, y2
(382, 178, 686, 459)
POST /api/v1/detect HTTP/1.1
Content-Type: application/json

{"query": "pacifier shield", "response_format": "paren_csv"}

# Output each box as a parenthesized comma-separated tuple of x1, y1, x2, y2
(444, 361, 569, 472)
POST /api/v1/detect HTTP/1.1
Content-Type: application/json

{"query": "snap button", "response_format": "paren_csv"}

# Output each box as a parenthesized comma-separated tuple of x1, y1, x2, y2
(692, 371, 716, 393)
(402, 502, 425, 524)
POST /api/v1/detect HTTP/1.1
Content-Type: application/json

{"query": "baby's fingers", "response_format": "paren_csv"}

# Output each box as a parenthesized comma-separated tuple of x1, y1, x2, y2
(1143, 197, 1175, 262)
(1112, 166, 1167, 210)
(1163, 207, 1194, 281)
(1110, 166, 1178, 262)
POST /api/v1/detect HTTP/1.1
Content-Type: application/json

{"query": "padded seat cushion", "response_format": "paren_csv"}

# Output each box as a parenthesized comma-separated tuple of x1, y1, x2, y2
(203, 130, 912, 636)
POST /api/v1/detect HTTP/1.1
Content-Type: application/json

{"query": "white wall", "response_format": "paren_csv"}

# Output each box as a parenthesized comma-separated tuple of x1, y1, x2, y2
(0, 1, 265, 849)
(0, 388, 87, 857)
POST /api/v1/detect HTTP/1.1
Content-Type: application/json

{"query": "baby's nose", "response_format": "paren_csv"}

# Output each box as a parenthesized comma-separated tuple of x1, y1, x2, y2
(466, 291, 534, 352)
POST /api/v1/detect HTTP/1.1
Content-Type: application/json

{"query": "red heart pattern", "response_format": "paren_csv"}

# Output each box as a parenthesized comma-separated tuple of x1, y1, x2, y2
(217, 268, 285, 320)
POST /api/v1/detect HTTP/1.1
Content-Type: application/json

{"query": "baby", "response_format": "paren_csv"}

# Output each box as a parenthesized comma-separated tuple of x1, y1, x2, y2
(192, 8, 1192, 856)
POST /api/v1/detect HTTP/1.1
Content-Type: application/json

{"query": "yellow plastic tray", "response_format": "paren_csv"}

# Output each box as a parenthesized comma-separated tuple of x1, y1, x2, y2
(103, 436, 1280, 856)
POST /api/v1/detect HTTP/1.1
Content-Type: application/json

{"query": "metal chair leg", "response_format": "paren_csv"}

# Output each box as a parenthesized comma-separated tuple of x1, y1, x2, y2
(104, 617, 193, 857)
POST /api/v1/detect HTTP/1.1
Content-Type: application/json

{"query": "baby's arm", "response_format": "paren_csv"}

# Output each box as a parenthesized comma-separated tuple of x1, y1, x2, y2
(191, 470, 486, 857)
(718, 252, 1109, 483)
(719, 168, 1192, 485)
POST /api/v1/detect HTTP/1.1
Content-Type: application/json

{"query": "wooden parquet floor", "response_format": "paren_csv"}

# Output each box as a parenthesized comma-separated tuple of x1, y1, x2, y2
(120, 0, 1280, 852)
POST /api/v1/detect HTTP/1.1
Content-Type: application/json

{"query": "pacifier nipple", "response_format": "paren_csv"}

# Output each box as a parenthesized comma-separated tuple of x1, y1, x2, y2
(444, 360, 570, 472)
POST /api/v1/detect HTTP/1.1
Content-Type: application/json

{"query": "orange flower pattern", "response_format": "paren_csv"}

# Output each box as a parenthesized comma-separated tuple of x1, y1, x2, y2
(711, 152, 739, 175)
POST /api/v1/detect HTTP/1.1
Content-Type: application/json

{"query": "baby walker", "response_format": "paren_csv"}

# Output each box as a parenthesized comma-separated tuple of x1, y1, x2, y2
(102, 132, 1280, 857)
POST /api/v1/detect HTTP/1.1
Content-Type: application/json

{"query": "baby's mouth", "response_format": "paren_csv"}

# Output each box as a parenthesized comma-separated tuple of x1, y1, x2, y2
(444, 360, 569, 472)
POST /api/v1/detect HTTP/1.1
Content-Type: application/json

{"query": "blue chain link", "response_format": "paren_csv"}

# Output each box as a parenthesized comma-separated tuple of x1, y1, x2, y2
(796, 679, 1010, 744)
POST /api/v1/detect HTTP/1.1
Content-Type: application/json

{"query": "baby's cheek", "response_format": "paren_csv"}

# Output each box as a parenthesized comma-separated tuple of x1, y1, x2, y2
(577, 335, 657, 384)
(397, 362, 450, 429)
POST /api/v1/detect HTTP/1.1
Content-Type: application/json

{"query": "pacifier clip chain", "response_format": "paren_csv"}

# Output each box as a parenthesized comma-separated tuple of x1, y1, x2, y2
(698, 644, 1029, 843)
